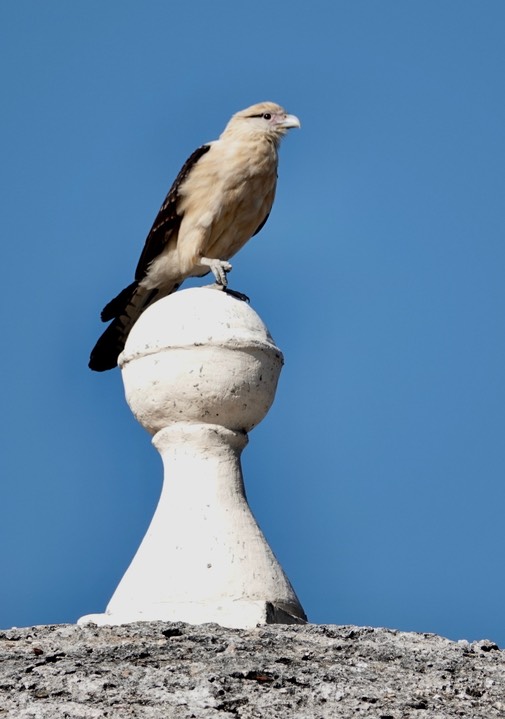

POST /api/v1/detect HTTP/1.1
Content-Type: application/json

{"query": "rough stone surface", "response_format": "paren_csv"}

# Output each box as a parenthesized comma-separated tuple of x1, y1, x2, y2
(0, 622, 503, 718)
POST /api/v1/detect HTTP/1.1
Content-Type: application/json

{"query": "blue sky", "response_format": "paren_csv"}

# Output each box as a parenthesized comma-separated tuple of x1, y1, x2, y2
(1, 1, 504, 646)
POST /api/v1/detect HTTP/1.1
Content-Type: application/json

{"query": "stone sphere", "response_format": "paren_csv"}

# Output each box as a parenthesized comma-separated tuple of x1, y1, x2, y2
(120, 288, 284, 435)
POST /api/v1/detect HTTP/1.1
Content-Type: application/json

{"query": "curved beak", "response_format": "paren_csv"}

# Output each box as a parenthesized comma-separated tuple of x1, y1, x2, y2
(280, 113, 301, 129)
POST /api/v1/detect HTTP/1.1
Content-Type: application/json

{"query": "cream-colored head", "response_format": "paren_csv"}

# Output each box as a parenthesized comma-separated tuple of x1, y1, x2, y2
(221, 102, 301, 144)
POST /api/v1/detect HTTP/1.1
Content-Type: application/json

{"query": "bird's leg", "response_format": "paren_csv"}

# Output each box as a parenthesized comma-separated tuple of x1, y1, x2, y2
(198, 257, 232, 286)
(199, 257, 249, 302)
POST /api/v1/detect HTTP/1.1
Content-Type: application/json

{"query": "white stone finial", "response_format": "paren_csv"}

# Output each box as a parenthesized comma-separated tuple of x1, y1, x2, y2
(79, 287, 306, 629)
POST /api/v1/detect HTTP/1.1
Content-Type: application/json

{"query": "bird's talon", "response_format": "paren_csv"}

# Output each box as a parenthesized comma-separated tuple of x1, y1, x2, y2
(224, 287, 250, 303)
(200, 257, 233, 287)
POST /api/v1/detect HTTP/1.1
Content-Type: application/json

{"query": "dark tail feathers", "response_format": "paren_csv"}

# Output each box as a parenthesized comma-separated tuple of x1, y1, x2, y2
(89, 282, 159, 372)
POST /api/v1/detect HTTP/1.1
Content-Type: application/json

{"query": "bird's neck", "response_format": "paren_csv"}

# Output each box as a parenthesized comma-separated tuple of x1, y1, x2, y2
(220, 127, 282, 152)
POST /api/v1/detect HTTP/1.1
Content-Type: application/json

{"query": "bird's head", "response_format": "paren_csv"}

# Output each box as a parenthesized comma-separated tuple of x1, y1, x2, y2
(223, 102, 301, 144)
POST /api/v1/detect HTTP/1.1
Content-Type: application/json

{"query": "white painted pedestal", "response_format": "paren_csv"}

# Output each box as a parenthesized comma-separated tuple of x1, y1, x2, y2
(79, 288, 306, 629)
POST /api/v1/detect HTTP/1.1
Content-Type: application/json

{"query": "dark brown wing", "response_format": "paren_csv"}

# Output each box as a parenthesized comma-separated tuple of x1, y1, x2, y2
(134, 143, 212, 281)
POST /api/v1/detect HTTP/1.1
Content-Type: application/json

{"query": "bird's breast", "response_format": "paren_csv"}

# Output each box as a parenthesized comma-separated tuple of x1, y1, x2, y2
(177, 137, 279, 267)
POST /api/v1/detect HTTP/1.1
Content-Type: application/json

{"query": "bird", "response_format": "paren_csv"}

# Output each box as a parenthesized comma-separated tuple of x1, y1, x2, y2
(89, 101, 300, 372)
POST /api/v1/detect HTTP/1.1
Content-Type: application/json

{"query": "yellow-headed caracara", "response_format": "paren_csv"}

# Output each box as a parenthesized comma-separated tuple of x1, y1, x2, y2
(89, 102, 300, 371)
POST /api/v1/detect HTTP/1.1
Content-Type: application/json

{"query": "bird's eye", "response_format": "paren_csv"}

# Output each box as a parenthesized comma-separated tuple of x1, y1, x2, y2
(263, 113, 272, 120)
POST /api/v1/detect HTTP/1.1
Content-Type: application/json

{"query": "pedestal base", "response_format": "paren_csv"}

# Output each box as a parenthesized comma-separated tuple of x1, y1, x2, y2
(79, 290, 307, 632)
(78, 600, 306, 630)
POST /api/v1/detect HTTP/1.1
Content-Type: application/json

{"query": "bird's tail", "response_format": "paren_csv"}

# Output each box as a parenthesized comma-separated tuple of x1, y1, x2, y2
(89, 281, 162, 371)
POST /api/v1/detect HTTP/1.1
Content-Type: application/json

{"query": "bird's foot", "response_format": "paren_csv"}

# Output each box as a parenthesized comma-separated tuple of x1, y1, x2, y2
(199, 257, 232, 286)
(224, 287, 250, 303)
(204, 283, 250, 303)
